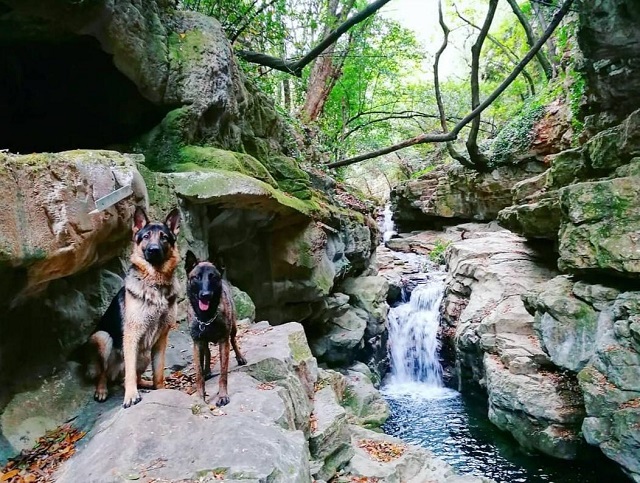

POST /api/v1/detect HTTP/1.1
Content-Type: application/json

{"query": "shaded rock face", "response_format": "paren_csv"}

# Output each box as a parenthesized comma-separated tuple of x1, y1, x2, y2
(0, 0, 249, 164)
(0, 151, 147, 458)
(391, 162, 545, 229)
(578, 0, 640, 122)
(526, 280, 640, 481)
(442, 230, 590, 459)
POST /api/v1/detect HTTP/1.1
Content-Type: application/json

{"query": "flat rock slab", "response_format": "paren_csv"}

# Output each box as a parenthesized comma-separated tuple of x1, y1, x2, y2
(56, 389, 310, 483)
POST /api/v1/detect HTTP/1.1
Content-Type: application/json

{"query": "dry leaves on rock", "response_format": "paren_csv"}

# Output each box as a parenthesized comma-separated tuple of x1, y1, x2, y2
(257, 382, 276, 391)
(357, 439, 406, 463)
(164, 370, 197, 395)
(0, 423, 85, 483)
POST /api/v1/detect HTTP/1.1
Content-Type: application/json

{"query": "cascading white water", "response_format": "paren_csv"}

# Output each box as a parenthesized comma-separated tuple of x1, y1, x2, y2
(386, 280, 445, 389)
(382, 204, 397, 242)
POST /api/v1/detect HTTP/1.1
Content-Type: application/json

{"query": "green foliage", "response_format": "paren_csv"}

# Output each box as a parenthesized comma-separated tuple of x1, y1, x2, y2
(490, 100, 545, 164)
(568, 68, 586, 132)
(429, 239, 452, 265)
(410, 165, 436, 179)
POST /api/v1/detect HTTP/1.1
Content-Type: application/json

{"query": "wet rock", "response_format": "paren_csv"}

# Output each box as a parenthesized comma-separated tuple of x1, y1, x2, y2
(441, 231, 590, 457)
(484, 355, 586, 459)
(340, 425, 493, 483)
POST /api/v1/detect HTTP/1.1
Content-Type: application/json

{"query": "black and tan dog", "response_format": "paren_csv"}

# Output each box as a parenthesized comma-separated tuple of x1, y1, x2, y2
(185, 250, 247, 406)
(87, 206, 181, 408)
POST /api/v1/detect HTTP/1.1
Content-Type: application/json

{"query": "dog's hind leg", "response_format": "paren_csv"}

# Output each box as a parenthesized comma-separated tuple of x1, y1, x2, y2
(193, 340, 206, 401)
(230, 323, 247, 366)
(215, 340, 231, 407)
(89, 331, 113, 402)
(151, 330, 169, 390)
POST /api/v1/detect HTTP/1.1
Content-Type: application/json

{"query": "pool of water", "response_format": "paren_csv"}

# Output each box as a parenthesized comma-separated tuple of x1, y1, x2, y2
(382, 382, 630, 483)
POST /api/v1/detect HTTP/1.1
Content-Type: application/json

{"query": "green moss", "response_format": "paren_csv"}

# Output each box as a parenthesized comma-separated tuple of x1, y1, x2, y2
(168, 29, 206, 64)
(232, 286, 255, 321)
(411, 164, 436, 179)
(137, 164, 177, 215)
(288, 331, 312, 363)
(177, 146, 277, 187)
(491, 101, 546, 165)
(262, 155, 312, 199)
(137, 107, 193, 171)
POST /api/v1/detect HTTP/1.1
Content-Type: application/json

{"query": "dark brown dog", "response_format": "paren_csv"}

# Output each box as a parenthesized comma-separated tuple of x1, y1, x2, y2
(87, 207, 181, 408)
(185, 250, 247, 406)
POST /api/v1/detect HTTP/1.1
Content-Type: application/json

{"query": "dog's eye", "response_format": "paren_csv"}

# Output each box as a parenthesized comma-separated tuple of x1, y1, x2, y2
(160, 232, 167, 239)
(142, 233, 150, 239)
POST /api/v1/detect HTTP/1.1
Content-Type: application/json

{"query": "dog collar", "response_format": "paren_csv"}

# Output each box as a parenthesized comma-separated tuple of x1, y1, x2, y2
(198, 310, 220, 331)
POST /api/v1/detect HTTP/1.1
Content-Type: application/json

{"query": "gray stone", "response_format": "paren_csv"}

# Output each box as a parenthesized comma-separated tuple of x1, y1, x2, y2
(55, 390, 310, 483)
(341, 425, 493, 483)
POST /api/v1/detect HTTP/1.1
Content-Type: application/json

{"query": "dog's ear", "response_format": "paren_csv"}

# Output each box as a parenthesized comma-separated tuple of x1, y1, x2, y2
(132, 206, 148, 235)
(165, 208, 181, 236)
(185, 250, 198, 275)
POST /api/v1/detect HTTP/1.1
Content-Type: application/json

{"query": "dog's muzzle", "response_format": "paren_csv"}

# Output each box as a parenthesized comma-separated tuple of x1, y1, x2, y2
(144, 245, 164, 265)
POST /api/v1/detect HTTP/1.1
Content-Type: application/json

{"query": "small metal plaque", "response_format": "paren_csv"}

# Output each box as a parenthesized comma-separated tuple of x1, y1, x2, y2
(93, 184, 133, 212)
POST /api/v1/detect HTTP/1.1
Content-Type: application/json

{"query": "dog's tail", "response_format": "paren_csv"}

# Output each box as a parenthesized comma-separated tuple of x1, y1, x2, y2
(85, 331, 113, 379)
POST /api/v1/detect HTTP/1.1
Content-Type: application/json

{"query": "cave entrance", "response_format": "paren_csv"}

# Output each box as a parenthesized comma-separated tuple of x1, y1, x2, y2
(0, 33, 168, 153)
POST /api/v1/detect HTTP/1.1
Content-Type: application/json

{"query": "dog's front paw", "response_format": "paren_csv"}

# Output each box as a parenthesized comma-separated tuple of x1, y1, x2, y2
(94, 387, 109, 402)
(236, 355, 247, 366)
(122, 390, 142, 408)
(215, 393, 230, 407)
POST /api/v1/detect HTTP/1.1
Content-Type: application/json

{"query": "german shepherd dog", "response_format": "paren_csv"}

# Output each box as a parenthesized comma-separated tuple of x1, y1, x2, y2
(88, 207, 181, 408)
(185, 250, 247, 406)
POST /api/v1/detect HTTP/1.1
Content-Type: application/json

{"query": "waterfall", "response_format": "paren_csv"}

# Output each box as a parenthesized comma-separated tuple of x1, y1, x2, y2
(385, 278, 448, 394)
(382, 204, 397, 242)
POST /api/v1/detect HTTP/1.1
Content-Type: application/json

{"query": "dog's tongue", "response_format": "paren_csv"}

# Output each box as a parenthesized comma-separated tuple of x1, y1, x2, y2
(198, 299, 210, 311)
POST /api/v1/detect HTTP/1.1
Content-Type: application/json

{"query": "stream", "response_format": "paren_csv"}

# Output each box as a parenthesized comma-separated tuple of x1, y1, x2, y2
(378, 209, 628, 483)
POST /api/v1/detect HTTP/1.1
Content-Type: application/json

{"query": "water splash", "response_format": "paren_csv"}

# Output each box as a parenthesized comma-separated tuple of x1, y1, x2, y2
(382, 204, 397, 242)
(386, 281, 446, 389)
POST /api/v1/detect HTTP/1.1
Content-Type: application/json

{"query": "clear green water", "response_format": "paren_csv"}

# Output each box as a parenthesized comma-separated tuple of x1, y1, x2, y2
(382, 385, 630, 483)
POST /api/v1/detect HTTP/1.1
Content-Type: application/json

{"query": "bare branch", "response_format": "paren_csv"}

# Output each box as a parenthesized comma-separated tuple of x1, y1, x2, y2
(237, 0, 392, 77)
(454, 4, 536, 97)
(505, 0, 553, 79)
(465, 0, 498, 170)
(327, 0, 574, 169)
(434, 0, 473, 168)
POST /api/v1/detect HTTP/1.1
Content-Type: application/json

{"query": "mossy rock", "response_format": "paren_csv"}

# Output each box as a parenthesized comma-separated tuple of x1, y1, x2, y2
(231, 285, 255, 322)
(137, 107, 194, 171)
(176, 146, 277, 187)
(262, 156, 312, 200)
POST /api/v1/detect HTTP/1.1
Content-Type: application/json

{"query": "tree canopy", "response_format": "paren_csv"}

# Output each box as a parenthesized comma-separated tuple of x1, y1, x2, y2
(180, 0, 578, 196)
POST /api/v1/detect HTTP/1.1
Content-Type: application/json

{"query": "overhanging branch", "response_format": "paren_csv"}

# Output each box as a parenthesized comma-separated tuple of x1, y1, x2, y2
(326, 0, 574, 169)
(237, 0, 392, 77)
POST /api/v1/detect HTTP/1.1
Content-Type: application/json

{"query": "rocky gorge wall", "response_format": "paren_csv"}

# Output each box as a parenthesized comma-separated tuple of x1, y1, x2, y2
(388, 0, 640, 479)
(0, 0, 392, 469)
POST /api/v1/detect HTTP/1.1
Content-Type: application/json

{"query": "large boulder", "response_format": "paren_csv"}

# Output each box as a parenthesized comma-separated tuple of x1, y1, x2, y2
(557, 174, 640, 277)
(442, 230, 589, 458)
(577, 291, 640, 482)
(0, 150, 146, 299)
